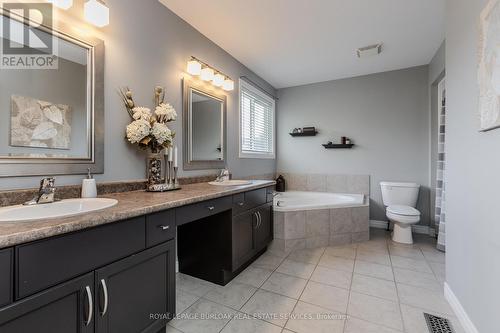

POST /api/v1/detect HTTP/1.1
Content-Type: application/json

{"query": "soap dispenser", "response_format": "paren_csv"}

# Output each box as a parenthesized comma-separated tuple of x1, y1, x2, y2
(81, 168, 97, 198)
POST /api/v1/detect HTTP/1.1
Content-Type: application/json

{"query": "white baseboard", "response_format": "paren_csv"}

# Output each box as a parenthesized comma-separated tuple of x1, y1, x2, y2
(370, 220, 434, 235)
(444, 282, 479, 333)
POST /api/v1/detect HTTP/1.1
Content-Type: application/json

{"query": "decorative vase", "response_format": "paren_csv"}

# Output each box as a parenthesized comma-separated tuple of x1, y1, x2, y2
(146, 152, 163, 187)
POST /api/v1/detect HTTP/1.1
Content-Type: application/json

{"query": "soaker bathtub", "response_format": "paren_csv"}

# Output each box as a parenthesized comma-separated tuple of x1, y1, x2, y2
(271, 191, 370, 251)
(273, 191, 365, 212)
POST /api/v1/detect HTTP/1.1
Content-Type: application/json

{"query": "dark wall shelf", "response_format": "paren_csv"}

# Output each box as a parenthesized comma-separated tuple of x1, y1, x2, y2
(322, 144, 354, 149)
(289, 132, 318, 137)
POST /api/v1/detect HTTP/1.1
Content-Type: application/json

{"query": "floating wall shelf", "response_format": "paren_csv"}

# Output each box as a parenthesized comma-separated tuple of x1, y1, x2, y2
(289, 132, 318, 137)
(322, 143, 355, 149)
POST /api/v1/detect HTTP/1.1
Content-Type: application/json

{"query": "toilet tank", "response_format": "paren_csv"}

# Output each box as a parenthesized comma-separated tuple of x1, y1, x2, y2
(380, 182, 420, 207)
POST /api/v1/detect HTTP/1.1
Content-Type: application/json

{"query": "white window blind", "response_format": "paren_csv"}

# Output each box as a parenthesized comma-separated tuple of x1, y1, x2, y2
(239, 79, 275, 159)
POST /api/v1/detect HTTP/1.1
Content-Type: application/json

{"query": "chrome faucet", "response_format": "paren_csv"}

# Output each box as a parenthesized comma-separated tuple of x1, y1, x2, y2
(215, 169, 230, 182)
(24, 177, 57, 205)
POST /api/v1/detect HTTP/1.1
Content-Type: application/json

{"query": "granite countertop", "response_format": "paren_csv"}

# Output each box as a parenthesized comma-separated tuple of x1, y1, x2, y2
(0, 180, 275, 249)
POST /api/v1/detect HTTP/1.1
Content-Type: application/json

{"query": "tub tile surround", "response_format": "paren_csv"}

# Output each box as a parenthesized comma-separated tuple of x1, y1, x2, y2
(281, 173, 370, 196)
(273, 205, 370, 253)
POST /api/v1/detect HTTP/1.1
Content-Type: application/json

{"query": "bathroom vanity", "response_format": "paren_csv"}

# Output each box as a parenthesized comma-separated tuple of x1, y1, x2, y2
(0, 181, 274, 333)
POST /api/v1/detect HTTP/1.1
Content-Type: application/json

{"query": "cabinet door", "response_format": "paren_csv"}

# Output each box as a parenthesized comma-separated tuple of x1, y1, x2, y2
(255, 204, 273, 251)
(0, 273, 94, 333)
(95, 241, 175, 333)
(232, 211, 257, 271)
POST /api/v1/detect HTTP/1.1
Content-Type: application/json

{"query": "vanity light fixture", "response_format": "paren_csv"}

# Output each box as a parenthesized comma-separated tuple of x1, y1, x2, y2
(212, 73, 225, 87)
(187, 59, 202, 75)
(200, 67, 215, 81)
(186, 56, 234, 91)
(222, 79, 234, 91)
(47, 0, 74, 10)
(84, 0, 110, 28)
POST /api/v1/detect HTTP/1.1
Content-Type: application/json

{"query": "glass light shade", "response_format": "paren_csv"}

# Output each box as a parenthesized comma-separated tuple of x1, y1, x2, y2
(187, 60, 202, 75)
(48, 0, 73, 10)
(212, 73, 225, 87)
(200, 67, 215, 81)
(222, 79, 235, 91)
(84, 0, 110, 28)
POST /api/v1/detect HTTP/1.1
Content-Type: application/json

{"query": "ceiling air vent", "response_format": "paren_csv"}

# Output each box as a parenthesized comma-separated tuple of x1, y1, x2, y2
(357, 43, 383, 58)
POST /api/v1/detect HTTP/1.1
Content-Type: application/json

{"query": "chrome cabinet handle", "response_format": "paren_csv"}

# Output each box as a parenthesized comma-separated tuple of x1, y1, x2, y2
(237, 202, 244, 206)
(253, 212, 259, 229)
(100, 279, 109, 316)
(207, 206, 215, 211)
(158, 225, 170, 231)
(85, 286, 93, 326)
(256, 211, 262, 228)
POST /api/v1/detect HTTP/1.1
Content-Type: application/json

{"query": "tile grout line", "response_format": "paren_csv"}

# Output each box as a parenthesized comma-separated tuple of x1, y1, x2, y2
(343, 242, 358, 333)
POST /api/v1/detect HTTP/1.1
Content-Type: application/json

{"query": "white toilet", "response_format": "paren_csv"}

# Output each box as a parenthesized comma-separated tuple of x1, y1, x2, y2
(380, 182, 421, 244)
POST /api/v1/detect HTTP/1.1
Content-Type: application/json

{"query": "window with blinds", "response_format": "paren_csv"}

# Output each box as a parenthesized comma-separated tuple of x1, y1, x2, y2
(239, 79, 275, 159)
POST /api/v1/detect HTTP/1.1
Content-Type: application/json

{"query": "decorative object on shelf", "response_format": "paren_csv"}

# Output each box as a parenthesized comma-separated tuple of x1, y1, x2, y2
(120, 86, 180, 192)
(276, 175, 286, 192)
(186, 56, 234, 91)
(84, 0, 110, 28)
(289, 126, 318, 137)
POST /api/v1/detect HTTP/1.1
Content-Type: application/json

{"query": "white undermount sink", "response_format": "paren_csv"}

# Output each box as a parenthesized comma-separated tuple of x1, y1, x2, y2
(208, 180, 252, 186)
(0, 198, 118, 222)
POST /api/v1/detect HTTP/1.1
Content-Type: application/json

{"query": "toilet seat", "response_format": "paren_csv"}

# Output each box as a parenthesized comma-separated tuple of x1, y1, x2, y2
(387, 205, 420, 216)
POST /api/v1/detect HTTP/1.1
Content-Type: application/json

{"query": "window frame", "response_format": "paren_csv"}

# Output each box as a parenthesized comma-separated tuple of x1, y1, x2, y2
(238, 79, 276, 159)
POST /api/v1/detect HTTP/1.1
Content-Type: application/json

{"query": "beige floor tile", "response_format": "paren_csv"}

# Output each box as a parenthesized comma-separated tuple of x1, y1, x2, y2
(170, 299, 236, 333)
(421, 249, 446, 264)
(176, 290, 200, 314)
(318, 254, 355, 272)
(241, 289, 297, 327)
(351, 274, 398, 301)
(276, 259, 316, 279)
(397, 283, 454, 316)
(354, 260, 394, 281)
(356, 250, 391, 266)
(204, 282, 257, 310)
(286, 247, 325, 264)
(252, 253, 285, 270)
(400, 304, 465, 333)
(393, 268, 443, 292)
(300, 281, 349, 313)
(344, 317, 402, 333)
(233, 266, 273, 288)
(324, 245, 357, 259)
(390, 255, 433, 274)
(389, 246, 425, 260)
(429, 261, 446, 282)
(176, 273, 216, 297)
(261, 272, 308, 299)
(310, 266, 352, 290)
(285, 301, 345, 333)
(347, 292, 403, 331)
(221, 316, 282, 333)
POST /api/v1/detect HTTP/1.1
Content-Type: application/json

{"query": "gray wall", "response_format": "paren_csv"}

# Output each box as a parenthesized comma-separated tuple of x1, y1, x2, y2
(277, 66, 431, 224)
(446, 0, 500, 331)
(429, 41, 446, 226)
(0, 0, 276, 190)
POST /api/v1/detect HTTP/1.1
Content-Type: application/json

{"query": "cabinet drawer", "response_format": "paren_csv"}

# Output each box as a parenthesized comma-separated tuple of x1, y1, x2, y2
(146, 209, 176, 247)
(232, 188, 267, 215)
(16, 217, 146, 299)
(176, 196, 232, 226)
(0, 248, 13, 308)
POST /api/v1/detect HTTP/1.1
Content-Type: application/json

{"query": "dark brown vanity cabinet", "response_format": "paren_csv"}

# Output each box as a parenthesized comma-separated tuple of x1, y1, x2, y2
(0, 272, 95, 333)
(0, 248, 12, 308)
(254, 204, 273, 251)
(95, 241, 175, 333)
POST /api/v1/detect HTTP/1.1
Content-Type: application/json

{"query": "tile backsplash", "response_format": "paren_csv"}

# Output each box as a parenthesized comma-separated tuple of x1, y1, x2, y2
(279, 173, 370, 195)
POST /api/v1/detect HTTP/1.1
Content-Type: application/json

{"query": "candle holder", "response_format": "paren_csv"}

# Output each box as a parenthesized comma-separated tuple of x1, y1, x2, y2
(146, 159, 181, 192)
(173, 166, 179, 188)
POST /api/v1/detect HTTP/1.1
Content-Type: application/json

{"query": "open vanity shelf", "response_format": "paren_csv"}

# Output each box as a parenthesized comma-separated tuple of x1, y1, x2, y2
(322, 143, 355, 149)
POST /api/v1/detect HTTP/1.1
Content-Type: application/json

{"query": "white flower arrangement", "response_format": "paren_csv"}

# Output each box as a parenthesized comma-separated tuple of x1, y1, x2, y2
(119, 86, 176, 153)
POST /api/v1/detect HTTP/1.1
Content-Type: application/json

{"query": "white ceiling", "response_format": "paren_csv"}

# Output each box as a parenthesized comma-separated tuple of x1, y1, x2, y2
(160, 0, 446, 89)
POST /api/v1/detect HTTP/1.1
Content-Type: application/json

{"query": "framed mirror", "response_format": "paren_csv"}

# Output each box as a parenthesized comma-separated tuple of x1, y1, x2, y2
(183, 78, 226, 170)
(0, 8, 104, 177)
